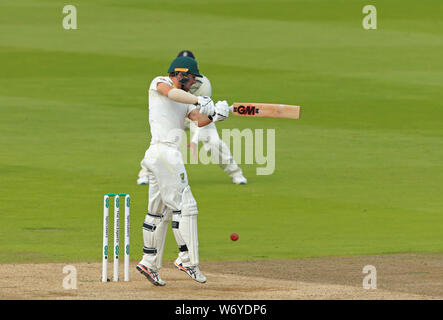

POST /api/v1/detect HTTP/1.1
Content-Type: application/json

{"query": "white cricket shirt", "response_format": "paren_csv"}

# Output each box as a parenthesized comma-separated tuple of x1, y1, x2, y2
(148, 76, 196, 148)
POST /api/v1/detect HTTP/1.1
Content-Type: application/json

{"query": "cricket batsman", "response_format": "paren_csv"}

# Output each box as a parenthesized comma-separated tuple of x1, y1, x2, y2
(136, 55, 230, 286)
(137, 51, 247, 185)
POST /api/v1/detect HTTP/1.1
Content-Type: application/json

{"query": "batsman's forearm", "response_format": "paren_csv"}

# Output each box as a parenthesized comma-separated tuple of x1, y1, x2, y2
(167, 88, 198, 105)
(187, 109, 213, 127)
(197, 113, 212, 127)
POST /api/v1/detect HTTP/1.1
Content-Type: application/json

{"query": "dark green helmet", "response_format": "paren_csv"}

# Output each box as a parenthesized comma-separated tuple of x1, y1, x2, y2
(168, 56, 202, 77)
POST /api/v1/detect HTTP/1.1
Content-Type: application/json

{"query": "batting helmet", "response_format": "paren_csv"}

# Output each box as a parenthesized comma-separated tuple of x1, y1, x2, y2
(168, 56, 202, 77)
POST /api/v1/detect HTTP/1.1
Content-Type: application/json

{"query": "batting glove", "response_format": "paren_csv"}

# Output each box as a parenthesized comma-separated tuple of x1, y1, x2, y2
(209, 100, 230, 122)
(197, 96, 215, 116)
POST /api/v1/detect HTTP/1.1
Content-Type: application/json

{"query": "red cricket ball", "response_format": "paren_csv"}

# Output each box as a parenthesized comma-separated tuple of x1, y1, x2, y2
(230, 233, 239, 241)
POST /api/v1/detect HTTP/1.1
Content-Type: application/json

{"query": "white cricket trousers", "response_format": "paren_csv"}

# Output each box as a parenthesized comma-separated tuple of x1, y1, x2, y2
(139, 143, 200, 270)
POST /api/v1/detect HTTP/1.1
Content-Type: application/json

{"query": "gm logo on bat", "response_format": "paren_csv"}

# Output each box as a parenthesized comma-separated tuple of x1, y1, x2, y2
(234, 105, 260, 115)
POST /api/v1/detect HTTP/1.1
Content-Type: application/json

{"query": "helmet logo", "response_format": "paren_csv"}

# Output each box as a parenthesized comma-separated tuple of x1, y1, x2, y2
(174, 68, 189, 72)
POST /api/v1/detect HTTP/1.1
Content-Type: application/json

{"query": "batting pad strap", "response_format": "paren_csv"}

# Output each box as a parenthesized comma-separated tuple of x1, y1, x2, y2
(147, 212, 163, 218)
(143, 247, 157, 255)
(171, 221, 179, 229)
(173, 210, 181, 215)
(143, 222, 156, 232)
(179, 244, 188, 252)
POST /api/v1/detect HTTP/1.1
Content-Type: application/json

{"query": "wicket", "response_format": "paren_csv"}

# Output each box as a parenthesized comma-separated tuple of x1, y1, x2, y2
(102, 193, 130, 282)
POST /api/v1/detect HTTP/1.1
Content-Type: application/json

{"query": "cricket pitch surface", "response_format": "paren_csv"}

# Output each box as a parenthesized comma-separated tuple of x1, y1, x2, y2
(0, 254, 442, 300)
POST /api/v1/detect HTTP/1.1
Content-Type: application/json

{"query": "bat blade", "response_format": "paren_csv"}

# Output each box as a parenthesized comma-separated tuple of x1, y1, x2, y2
(230, 103, 301, 119)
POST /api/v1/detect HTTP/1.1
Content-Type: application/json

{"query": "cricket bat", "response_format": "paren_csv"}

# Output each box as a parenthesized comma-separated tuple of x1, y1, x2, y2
(228, 103, 301, 119)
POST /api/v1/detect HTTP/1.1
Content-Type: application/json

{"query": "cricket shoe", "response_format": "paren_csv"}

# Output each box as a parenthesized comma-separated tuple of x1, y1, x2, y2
(174, 259, 207, 283)
(137, 175, 149, 185)
(232, 173, 247, 185)
(136, 263, 166, 286)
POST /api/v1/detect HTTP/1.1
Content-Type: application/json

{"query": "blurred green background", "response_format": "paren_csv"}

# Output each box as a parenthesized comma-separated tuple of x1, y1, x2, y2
(0, 0, 442, 263)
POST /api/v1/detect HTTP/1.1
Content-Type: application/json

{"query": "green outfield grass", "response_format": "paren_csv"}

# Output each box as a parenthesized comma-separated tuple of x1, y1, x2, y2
(1, 0, 442, 263)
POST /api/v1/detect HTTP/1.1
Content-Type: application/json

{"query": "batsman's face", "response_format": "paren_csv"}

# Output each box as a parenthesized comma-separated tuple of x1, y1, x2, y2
(181, 73, 197, 92)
